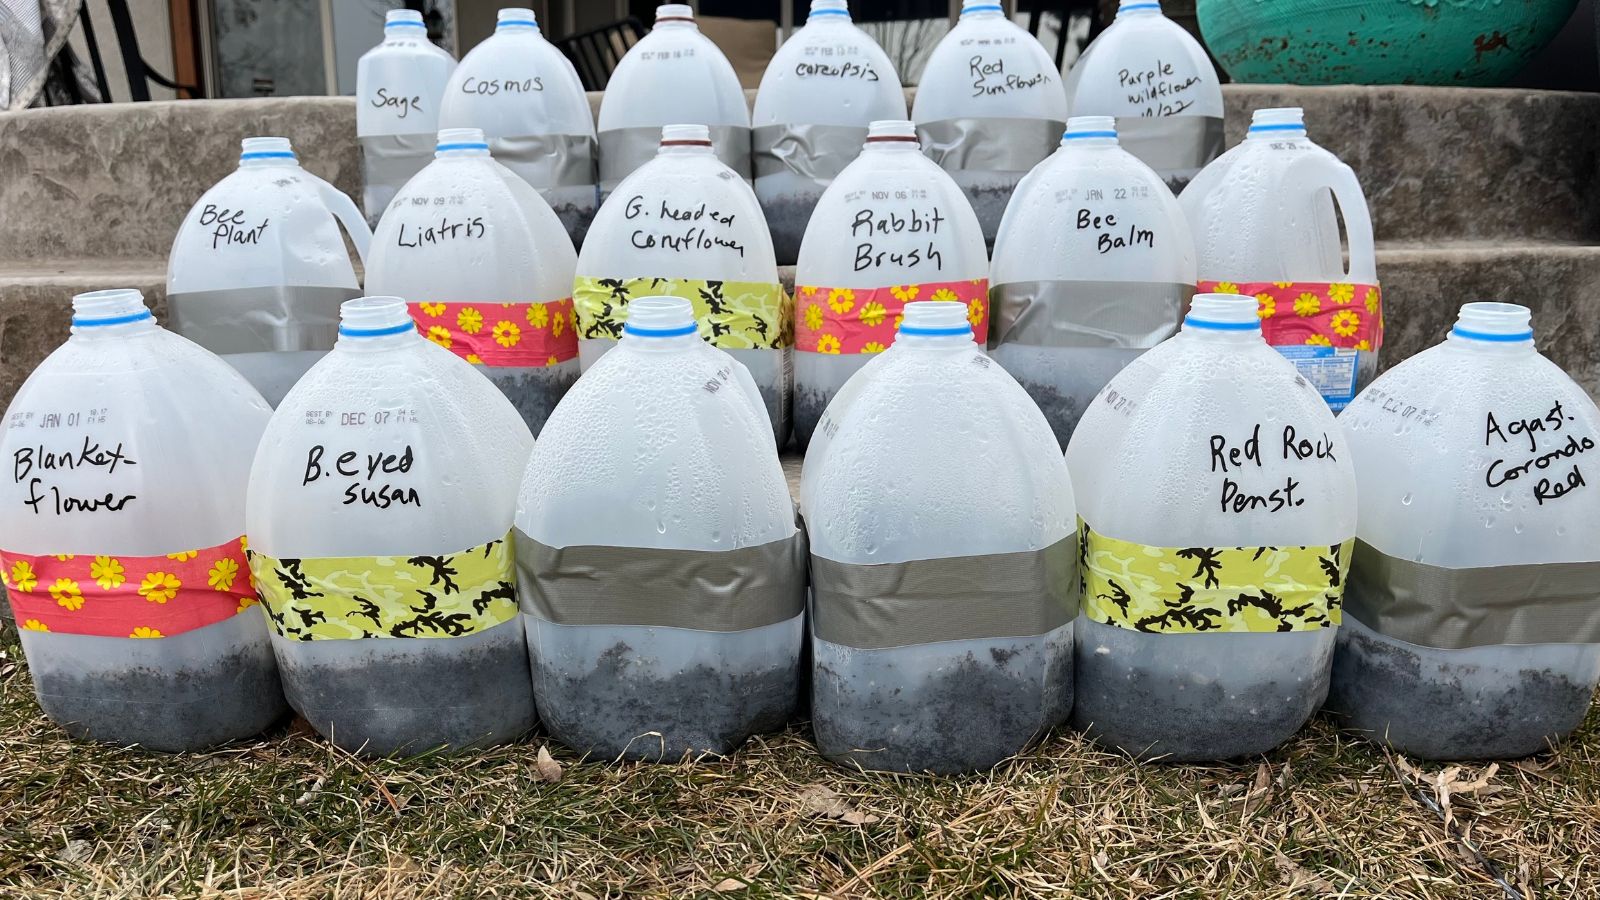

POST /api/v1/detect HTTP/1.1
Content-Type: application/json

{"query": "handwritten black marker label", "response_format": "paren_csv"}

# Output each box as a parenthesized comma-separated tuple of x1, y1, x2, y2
(396, 215, 486, 247)
(302, 442, 421, 509)
(1484, 400, 1594, 505)
(850, 205, 947, 273)
(1076, 208, 1154, 254)
(795, 60, 879, 81)
(623, 193, 747, 259)
(459, 75, 542, 95)
(1118, 59, 1203, 116)
(13, 434, 138, 516)
(969, 55, 1052, 97)
(1208, 423, 1337, 514)
(371, 87, 424, 118)
(200, 204, 269, 249)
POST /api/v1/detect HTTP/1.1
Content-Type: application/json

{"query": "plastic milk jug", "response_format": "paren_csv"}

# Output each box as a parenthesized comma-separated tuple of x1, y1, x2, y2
(989, 116, 1196, 447)
(575, 123, 792, 446)
(167, 137, 372, 408)
(0, 289, 285, 751)
(367, 127, 579, 436)
(911, 0, 1069, 246)
(245, 296, 536, 756)
(1066, 293, 1357, 761)
(356, 9, 457, 224)
(596, 4, 751, 193)
(803, 300, 1076, 773)
(1329, 302, 1600, 759)
(515, 296, 803, 761)
(438, 8, 598, 241)
(1179, 107, 1380, 412)
(792, 120, 987, 449)
(1062, 0, 1223, 191)
(751, 0, 907, 264)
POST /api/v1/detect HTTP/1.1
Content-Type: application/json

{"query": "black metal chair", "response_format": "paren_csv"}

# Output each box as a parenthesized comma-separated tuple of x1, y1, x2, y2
(73, 0, 200, 101)
(554, 17, 649, 92)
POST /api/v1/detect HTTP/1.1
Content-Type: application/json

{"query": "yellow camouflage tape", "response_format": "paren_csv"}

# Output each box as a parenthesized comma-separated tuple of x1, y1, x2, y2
(1079, 519, 1353, 634)
(247, 532, 517, 641)
(573, 275, 792, 350)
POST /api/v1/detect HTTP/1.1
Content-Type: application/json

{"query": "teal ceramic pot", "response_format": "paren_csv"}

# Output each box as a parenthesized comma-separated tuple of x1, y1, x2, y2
(1197, 0, 1580, 86)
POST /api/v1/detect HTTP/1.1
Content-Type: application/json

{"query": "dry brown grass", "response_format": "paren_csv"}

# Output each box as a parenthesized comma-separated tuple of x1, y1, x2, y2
(2, 624, 1597, 899)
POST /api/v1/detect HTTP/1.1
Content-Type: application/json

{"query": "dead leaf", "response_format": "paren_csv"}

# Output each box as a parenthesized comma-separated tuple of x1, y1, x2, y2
(797, 785, 880, 826)
(1273, 850, 1335, 894)
(1242, 763, 1273, 815)
(535, 746, 564, 784)
(1195, 796, 1218, 832)
(712, 877, 748, 892)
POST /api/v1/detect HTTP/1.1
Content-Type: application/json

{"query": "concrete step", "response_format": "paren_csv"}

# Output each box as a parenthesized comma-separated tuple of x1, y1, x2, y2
(0, 86, 1593, 263)
(3, 239, 1597, 409)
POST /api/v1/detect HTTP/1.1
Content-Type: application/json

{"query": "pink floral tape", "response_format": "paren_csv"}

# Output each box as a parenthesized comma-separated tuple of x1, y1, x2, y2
(794, 279, 990, 354)
(1200, 281, 1383, 351)
(409, 299, 579, 367)
(3, 537, 257, 639)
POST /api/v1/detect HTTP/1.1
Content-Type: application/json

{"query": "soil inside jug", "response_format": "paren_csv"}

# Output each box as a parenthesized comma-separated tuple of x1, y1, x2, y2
(757, 190, 821, 266)
(275, 620, 536, 756)
(1326, 620, 1598, 760)
(811, 626, 1073, 774)
(483, 365, 580, 436)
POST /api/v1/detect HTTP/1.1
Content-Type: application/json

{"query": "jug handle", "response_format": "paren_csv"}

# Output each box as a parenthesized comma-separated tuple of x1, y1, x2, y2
(1279, 155, 1376, 282)
(310, 174, 373, 266)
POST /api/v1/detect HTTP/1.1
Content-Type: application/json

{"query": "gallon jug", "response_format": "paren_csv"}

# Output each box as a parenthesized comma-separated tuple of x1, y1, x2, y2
(596, 4, 751, 194)
(437, 8, 598, 242)
(1061, 0, 1223, 192)
(575, 123, 791, 446)
(356, 9, 457, 225)
(803, 300, 1076, 773)
(751, 0, 907, 264)
(911, 0, 1069, 246)
(167, 137, 372, 408)
(792, 119, 987, 448)
(367, 128, 579, 436)
(1179, 107, 1380, 412)
(516, 296, 803, 762)
(245, 296, 536, 756)
(989, 116, 1196, 447)
(0, 289, 284, 751)
(1329, 302, 1600, 759)
(1066, 293, 1356, 761)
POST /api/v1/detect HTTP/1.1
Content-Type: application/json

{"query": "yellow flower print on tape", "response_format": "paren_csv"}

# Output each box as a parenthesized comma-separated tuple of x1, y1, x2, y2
(1356, 339, 1372, 351)
(1293, 293, 1321, 317)
(526, 303, 549, 329)
(1256, 293, 1275, 319)
(50, 578, 83, 610)
(1273, 281, 1293, 289)
(859, 301, 886, 328)
(130, 626, 163, 639)
(466, 353, 483, 365)
(804, 302, 824, 332)
(967, 297, 986, 328)
(53, 554, 75, 561)
(1215, 282, 1240, 294)
(863, 341, 886, 353)
(493, 320, 521, 348)
(22, 619, 48, 632)
(890, 284, 919, 303)
(546, 355, 559, 367)
(10, 560, 37, 592)
(166, 549, 198, 561)
(208, 557, 240, 592)
(426, 325, 452, 349)
(817, 334, 842, 354)
(801, 285, 818, 297)
(1306, 334, 1333, 347)
(1364, 287, 1380, 315)
(827, 288, 855, 315)
(930, 287, 959, 303)
(237, 595, 259, 613)
(418, 301, 447, 317)
(139, 572, 181, 604)
(1330, 309, 1361, 338)
(551, 311, 566, 338)
(1328, 283, 1355, 305)
(457, 307, 484, 334)
(90, 556, 126, 590)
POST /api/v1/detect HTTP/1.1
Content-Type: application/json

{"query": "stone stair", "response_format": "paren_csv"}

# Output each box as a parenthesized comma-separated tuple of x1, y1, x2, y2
(1, 86, 1597, 408)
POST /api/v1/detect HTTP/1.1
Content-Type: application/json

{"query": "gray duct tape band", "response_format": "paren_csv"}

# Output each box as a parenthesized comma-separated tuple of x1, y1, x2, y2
(1345, 539, 1600, 649)
(490, 132, 598, 190)
(1113, 115, 1224, 180)
(166, 285, 358, 354)
(917, 117, 1066, 174)
(360, 133, 436, 221)
(811, 537, 1079, 649)
(989, 280, 1192, 350)
(751, 122, 867, 182)
(598, 125, 753, 189)
(515, 528, 806, 632)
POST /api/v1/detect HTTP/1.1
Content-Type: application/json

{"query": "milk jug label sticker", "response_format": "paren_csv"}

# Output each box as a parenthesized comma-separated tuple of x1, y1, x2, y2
(1275, 345, 1358, 410)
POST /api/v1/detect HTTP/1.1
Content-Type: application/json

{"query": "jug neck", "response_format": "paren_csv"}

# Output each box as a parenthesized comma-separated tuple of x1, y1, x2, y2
(238, 136, 300, 169)
(435, 127, 491, 159)
(1060, 116, 1118, 148)
(68, 289, 159, 340)
(959, 1, 1005, 21)
(654, 3, 698, 30)
(620, 296, 702, 352)
(384, 9, 427, 41)
(1115, 0, 1162, 18)
(862, 119, 919, 153)
(336, 297, 420, 352)
(1245, 107, 1308, 142)
(658, 123, 715, 158)
(807, 0, 851, 22)
(895, 301, 975, 350)
(1446, 302, 1535, 355)
(495, 7, 539, 33)
(1180, 293, 1265, 345)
